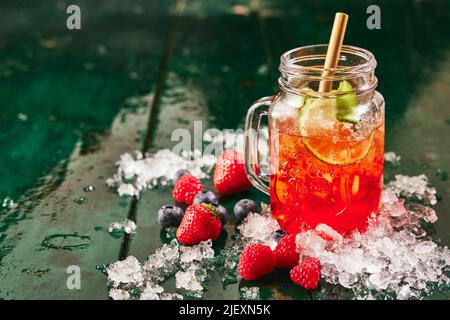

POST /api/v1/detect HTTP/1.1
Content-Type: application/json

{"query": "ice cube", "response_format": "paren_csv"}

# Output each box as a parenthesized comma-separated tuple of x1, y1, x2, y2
(260, 202, 271, 215)
(368, 271, 391, 290)
(117, 183, 139, 197)
(179, 240, 214, 264)
(384, 151, 401, 165)
(160, 293, 184, 300)
(139, 283, 164, 300)
(107, 148, 216, 198)
(296, 230, 328, 257)
(104, 237, 218, 300)
(142, 239, 180, 277)
(385, 174, 437, 205)
(272, 99, 298, 121)
(315, 224, 343, 243)
(414, 241, 437, 256)
(2, 197, 16, 209)
(238, 213, 280, 243)
(338, 272, 358, 289)
(199, 240, 215, 259)
(396, 285, 412, 300)
(405, 203, 438, 224)
(381, 190, 399, 205)
(109, 288, 131, 300)
(108, 219, 137, 234)
(180, 246, 204, 263)
(239, 286, 260, 300)
(107, 256, 143, 287)
(224, 257, 236, 270)
(175, 266, 204, 292)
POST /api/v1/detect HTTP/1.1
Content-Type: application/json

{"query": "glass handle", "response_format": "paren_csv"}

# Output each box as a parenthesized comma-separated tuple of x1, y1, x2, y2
(244, 96, 272, 195)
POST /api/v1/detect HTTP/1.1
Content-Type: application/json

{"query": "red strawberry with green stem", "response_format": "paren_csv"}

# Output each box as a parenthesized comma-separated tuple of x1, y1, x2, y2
(213, 150, 252, 196)
(176, 203, 222, 245)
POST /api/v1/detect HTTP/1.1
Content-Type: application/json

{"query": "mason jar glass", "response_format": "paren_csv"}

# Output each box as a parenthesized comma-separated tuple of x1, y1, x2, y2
(245, 45, 385, 235)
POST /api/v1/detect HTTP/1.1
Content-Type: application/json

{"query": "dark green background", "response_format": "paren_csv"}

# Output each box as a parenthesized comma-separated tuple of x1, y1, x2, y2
(0, 0, 449, 299)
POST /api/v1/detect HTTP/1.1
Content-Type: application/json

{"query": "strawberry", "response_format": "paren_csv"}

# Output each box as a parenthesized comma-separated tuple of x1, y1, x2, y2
(213, 150, 252, 196)
(289, 257, 321, 290)
(238, 244, 275, 280)
(176, 203, 221, 245)
(274, 234, 300, 269)
(172, 174, 203, 204)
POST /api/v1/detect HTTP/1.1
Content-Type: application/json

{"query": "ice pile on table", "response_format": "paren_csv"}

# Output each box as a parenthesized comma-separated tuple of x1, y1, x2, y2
(108, 219, 137, 234)
(105, 127, 269, 197)
(106, 149, 216, 198)
(106, 239, 214, 300)
(236, 174, 449, 300)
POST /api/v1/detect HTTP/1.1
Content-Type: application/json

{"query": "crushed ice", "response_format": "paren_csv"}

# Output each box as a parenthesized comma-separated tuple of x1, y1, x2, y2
(1, 197, 16, 210)
(105, 239, 216, 300)
(103, 140, 448, 300)
(109, 288, 131, 300)
(106, 149, 216, 198)
(295, 189, 449, 300)
(106, 128, 269, 198)
(235, 174, 449, 300)
(385, 174, 437, 205)
(384, 151, 401, 165)
(108, 219, 137, 235)
(240, 286, 260, 300)
(238, 211, 280, 250)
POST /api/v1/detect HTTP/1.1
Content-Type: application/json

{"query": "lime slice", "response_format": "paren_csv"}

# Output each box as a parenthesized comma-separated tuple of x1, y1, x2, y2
(298, 98, 338, 137)
(298, 97, 374, 165)
(336, 80, 359, 124)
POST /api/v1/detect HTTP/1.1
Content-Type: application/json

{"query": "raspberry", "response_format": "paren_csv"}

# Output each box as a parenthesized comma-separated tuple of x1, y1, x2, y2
(274, 234, 300, 269)
(238, 244, 275, 280)
(172, 174, 203, 204)
(290, 257, 321, 290)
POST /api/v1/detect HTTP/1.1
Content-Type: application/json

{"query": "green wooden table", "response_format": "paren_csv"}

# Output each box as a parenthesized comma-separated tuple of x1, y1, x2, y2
(0, 0, 449, 300)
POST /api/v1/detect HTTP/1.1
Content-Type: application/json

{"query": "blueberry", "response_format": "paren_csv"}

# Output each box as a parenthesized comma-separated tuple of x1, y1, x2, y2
(270, 229, 287, 242)
(173, 169, 190, 183)
(157, 205, 184, 227)
(214, 204, 229, 225)
(233, 199, 258, 222)
(193, 191, 219, 206)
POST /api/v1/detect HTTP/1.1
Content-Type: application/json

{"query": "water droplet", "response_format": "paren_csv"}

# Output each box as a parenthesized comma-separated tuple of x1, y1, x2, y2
(2, 197, 15, 209)
(74, 196, 88, 204)
(41, 233, 91, 250)
(421, 163, 430, 169)
(436, 170, 448, 181)
(17, 113, 28, 121)
(83, 185, 96, 192)
(21, 268, 50, 277)
(96, 264, 108, 274)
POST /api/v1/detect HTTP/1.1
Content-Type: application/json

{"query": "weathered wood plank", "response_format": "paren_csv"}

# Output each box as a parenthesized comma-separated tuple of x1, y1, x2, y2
(0, 0, 175, 299)
(0, 107, 147, 299)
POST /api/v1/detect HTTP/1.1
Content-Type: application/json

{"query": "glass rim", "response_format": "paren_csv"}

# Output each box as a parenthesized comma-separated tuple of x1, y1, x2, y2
(278, 44, 378, 96)
(279, 44, 377, 77)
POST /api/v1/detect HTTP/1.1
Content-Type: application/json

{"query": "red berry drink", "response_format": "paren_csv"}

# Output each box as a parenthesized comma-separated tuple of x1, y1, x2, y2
(245, 45, 385, 236)
(269, 107, 384, 235)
